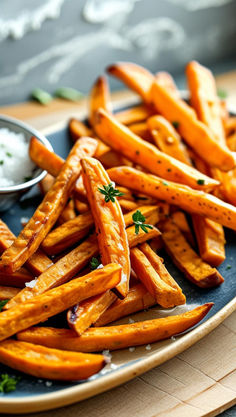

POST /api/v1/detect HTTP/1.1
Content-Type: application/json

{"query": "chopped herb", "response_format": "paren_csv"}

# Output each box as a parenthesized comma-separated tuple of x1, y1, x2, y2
(0, 300, 9, 311)
(162, 181, 169, 186)
(172, 121, 179, 129)
(31, 88, 53, 105)
(135, 150, 140, 155)
(217, 89, 228, 100)
(197, 179, 205, 185)
(54, 87, 83, 102)
(132, 210, 153, 235)
(90, 257, 100, 270)
(226, 264, 232, 270)
(24, 176, 33, 182)
(6, 152, 12, 157)
(0, 160, 3, 165)
(0, 374, 21, 394)
(98, 183, 124, 203)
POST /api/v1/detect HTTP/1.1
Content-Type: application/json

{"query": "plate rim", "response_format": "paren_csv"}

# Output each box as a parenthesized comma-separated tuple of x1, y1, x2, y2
(1, 95, 236, 414)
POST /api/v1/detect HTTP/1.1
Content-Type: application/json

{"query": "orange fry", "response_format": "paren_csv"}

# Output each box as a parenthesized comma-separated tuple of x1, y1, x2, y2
(89, 75, 111, 128)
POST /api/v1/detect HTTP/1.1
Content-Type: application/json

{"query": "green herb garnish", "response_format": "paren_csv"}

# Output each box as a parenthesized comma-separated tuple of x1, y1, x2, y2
(172, 121, 179, 129)
(162, 181, 169, 186)
(6, 152, 12, 157)
(0, 300, 9, 311)
(132, 210, 153, 235)
(54, 87, 83, 102)
(98, 183, 124, 203)
(217, 89, 228, 100)
(197, 179, 205, 185)
(31, 88, 53, 105)
(0, 160, 3, 165)
(0, 374, 21, 394)
(24, 176, 33, 182)
(226, 264, 232, 270)
(90, 257, 100, 270)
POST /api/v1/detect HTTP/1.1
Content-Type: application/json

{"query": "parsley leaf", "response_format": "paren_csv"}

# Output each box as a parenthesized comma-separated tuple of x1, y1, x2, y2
(132, 210, 153, 235)
(0, 300, 9, 311)
(162, 181, 169, 186)
(0, 374, 21, 394)
(6, 152, 12, 157)
(98, 183, 124, 203)
(90, 257, 100, 270)
(172, 121, 179, 129)
(217, 89, 228, 100)
(197, 179, 205, 185)
(0, 160, 3, 165)
(226, 264, 232, 270)
(24, 176, 33, 182)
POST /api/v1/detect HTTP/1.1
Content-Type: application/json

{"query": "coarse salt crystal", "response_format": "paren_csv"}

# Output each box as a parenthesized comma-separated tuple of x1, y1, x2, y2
(145, 344, 151, 351)
(129, 347, 135, 352)
(21, 217, 29, 226)
(25, 279, 37, 288)
(110, 363, 118, 370)
(171, 336, 176, 341)
(45, 381, 52, 387)
(102, 350, 112, 358)
(129, 318, 135, 324)
(117, 243, 124, 251)
(97, 264, 104, 270)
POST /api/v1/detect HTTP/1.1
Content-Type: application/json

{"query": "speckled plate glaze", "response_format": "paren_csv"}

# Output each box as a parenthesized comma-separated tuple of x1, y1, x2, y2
(0, 104, 235, 415)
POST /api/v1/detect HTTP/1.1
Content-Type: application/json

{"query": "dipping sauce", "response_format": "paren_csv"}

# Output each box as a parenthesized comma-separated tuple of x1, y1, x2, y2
(0, 128, 34, 187)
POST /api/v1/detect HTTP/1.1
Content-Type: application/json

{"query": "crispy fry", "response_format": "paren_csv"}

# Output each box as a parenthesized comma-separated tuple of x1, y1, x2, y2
(81, 157, 130, 297)
(0, 340, 107, 381)
(108, 166, 236, 230)
(90, 75, 111, 128)
(95, 109, 219, 191)
(69, 118, 93, 142)
(98, 149, 133, 169)
(130, 247, 183, 307)
(0, 286, 20, 300)
(67, 291, 117, 336)
(139, 242, 186, 304)
(57, 199, 76, 225)
(0, 138, 98, 273)
(119, 199, 139, 213)
(74, 199, 90, 214)
(0, 263, 121, 341)
(115, 105, 154, 125)
(39, 174, 54, 195)
(29, 136, 64, 177)
(17, 303, 213, 352)
(192, 215, 225, 266)
(224, 117, 236, 137)
(95, 283, 156, 326)
(107, 62, 155, 102)
(155, 72, 180, 97)
(0, 268, 33, 288)
(226, 132, 236, 152)
(161, 220, 224, 288)
(0, 220, 53, 276)
(147, 115, 191, 165)
(171, 211, 195, 247)
(150, 81, 234, 171)
(129, 122, 153, 142)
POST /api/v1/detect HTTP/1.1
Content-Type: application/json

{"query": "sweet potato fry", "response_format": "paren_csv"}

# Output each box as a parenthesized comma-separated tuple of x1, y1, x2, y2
(98, 149, 133, 169)
(226, 132, 236, 152)
(0, 138, 98, 273)
(0, 286, 20, 300)
(115, 105, 154, 125)
(130, 247, 183, 307)
(108, 166, 236, 230)
(171, 211, 195, 247)
(17, 303, 213, 352)
(107, 62, 155, 102)
(29, 136, 64, 177)
(6, 219, 160, 309)
(81, 157, 130, 298)
(150, 81, 234, 171)
(69, 118, 93, 142)
(161, 220, 224, 288)
(129, 122, 153, 142)
(0, 263, 121, 341)
(0, 268, 33, 288)
(119, 199, 139, 213)
(155, 72, 180, 98)
(39, 174, 54, 195)
(139, 242, 186, 304)
(68, 291, 117, 336)
(89, 75, 111, 128)
(0, 220, 53, 276)
(0, 340, 107, 381)
(95, 109, 219, 191)
(224, 117, 236, 137)
(192, 215, 225, 266)
(57, 199, 76, 225)
(94, 283, 156, 326)
(147, 115, 191, 166)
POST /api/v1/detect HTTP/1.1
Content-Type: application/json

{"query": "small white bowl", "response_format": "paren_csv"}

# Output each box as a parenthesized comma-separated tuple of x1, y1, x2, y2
(0, 114, 53, 211)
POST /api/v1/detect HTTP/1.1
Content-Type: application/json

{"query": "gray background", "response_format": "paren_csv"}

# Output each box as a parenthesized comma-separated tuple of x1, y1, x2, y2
(0, 0, 236, 106)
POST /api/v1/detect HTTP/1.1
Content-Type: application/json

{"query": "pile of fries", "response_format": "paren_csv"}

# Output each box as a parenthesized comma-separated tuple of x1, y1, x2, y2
(0, 60, 235, 382)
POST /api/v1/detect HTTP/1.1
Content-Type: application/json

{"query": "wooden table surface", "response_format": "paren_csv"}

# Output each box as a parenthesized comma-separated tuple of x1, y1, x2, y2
(0, 72, 236, 417)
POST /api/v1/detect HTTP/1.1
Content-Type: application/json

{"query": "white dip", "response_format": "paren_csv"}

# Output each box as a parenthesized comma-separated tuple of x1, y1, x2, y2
(0, 128, 34, 187)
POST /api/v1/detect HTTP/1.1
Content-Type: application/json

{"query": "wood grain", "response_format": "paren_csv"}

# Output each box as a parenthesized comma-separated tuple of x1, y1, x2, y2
(0, 71, 235, 416)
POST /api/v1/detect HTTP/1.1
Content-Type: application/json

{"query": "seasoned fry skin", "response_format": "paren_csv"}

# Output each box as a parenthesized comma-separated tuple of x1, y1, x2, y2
(69, 118, 93, 142)
(94, 109, 219, 192)
(108, 166, 236, 230)
(0, 138, 98, 274)
(82, 157, 130, 298)
(115, 105, 154, 126)
(94, 283, 156, 326)
(30, 136, 64, 177)
(107, 62, 155, 102)
(68, 291, 117, 336)
(89, 75, 111, 128)
(0, 263, 121, 341)
(0, 340, 107, 381)
(17, 303, 213, 352)
(150, 81, 234, 171)
(161, 220, 224, 288)
(0, 286, 20, 300)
